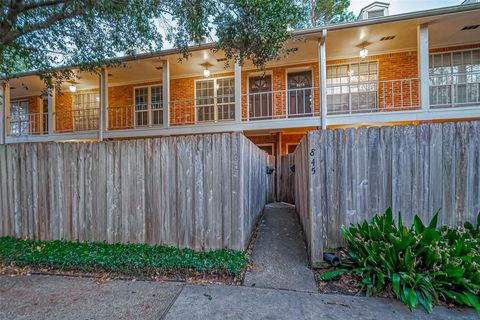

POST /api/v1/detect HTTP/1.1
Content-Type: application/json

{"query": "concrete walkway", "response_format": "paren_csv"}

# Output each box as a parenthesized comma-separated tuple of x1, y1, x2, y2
(243, 202, 317, 292)
(0, 275, 476, 320)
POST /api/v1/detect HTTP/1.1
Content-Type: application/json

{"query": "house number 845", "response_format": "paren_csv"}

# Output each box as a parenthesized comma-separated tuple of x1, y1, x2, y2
(310, 148, 316, 175)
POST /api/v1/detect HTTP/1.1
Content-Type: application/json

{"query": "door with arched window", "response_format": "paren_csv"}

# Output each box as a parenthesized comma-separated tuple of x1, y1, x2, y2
(248, 75, 272, 120)
(287, 71, 313, 117)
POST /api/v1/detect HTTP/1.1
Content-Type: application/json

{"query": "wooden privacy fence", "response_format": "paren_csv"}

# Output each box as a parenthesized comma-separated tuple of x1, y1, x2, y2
(0, 133, 268, 251)
(279, 154, 295, 204)
(294, 122, 480, 266)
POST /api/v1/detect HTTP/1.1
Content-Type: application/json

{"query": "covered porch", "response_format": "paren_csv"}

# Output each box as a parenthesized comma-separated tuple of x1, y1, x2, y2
(1, 4, 480, 143)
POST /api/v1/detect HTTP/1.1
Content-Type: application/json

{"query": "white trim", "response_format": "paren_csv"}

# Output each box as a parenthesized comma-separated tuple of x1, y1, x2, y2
(132, 83, 164, 127)
(418, 24, 430, 112)
(194, 75, 235, 124)
(286, 142, 299, 154)
(256, 143, 275, 155)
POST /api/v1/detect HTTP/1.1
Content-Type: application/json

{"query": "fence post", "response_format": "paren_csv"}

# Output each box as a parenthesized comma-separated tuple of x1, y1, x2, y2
(318, 29, 328, 129)
(417, 24, 430, 111)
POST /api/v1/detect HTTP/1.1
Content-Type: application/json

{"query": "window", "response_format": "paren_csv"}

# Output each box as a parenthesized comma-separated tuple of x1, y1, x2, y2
(287, 70, 313, 117)
(134, 85, 163, 127)
(429, 49, 480, 107)
(326, 62, 378, 114)
(195, 77, 234, 122)
(73, 92, 99, 131)
(248, 75, 272, 120)
(10, 100, 29, 136)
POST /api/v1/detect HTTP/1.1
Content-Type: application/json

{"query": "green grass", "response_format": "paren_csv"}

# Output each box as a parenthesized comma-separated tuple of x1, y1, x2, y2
(0, 236, 246, 278)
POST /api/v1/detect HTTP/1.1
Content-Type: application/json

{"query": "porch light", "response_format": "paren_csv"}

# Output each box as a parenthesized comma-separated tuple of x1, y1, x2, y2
(201, 61, 213, 78)
(69, 85, 77, 93)
(359, 48, 369, 59)
(203, 68, 211, 78)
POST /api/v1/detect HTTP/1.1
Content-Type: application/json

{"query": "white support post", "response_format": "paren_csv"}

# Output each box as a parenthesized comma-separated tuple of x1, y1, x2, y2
(0, 82, 7, 144)
(319, 29, 328, 129)
(47, 87, 55, 134)
(3, 82, 11, 139)
(162, 60, 170, 128)
(234, 61, 242, 124)
(99, 68, 108, 141)
(418, 24, 430, 111)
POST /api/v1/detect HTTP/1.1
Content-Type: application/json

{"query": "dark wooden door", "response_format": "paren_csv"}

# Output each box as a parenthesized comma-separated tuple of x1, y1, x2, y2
(249, 75, 272, 120)
(287, 71, 313, 117)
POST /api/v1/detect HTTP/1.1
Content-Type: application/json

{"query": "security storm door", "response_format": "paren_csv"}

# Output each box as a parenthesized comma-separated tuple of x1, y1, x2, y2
(134, 85, 163, 127)
(10, 100, 29, 136)
(195, 77, 235, 123)
(248, 75, 272, 120)
(72, 92, 99, 131)
(287, 71, 313, 117)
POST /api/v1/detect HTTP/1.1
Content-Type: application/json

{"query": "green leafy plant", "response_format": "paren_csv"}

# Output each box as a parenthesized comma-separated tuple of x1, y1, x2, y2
(327, 209, 479, 313)
(0, 237, 246, 279)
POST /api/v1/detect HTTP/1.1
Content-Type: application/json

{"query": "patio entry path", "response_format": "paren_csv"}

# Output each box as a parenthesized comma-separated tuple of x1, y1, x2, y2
(242, 202, 317, 293)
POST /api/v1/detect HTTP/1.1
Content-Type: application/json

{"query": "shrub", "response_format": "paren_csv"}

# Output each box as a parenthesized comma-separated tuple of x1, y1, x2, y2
(0, 237, 247, 278)
(323, 209, 480, 313)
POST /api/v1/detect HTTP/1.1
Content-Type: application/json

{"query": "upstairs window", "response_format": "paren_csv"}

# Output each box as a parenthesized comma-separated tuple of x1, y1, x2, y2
(195, 77, 235, 122)
(326, 61, 378, 114)
(429, 49, 480, 107)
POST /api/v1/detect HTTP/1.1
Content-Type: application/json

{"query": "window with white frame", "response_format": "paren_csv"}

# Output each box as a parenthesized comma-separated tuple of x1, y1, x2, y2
(134, 84, 163, 127)
(429, 49, 480, 107)
(10, 100, 29, 136)
(326, 61, 378, 114)
(195, 77, 235, 122)
(72, 92, 99, 131)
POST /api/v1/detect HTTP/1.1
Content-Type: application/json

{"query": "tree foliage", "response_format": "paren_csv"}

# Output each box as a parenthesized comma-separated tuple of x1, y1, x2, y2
(0, 0, 302, 87)
(300, 0, 355, 27)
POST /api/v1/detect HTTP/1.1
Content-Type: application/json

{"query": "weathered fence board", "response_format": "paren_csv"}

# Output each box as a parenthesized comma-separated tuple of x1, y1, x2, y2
(294, 122, 480, 266)
(279, 154, 295, 204)
(0, 133, 267, 251)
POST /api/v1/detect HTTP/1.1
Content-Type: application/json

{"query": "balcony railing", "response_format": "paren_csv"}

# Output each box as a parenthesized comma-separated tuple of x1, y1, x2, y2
(8, 112, 48, 136)
(54, 108, 99, 133)
(108, 104, 164, 130)
(326, 78, 420, 115)
(169, 96, 236, 126)
(429, 72, 480, 109)
(242, 87, 320, 121)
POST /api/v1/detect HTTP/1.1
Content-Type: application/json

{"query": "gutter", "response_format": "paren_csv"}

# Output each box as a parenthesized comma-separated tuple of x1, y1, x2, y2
(3, 3, 480, 79)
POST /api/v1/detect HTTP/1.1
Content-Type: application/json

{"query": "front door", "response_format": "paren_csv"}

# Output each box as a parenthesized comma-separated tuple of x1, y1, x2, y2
(248, 75, 272, 120)
(287, 71, 313, 117)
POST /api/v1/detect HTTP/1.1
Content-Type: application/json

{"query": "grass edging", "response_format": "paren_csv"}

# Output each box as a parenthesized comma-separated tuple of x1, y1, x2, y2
(0, 237, 246, 279)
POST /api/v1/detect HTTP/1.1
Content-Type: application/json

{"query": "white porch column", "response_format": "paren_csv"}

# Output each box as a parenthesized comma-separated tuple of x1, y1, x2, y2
(0, 82, 8, 144)
(417, 24, 430, 111)
(318, 29, 328, 129)
(162, 60, 170, 128)
(47, 87, 55, 134)
(99, 68, 109, 140)
(234, 61, 242, 124)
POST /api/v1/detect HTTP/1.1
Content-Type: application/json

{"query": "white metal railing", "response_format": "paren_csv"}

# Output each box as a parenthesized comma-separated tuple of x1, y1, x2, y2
(54, 108, 99, 133)
(169, 96, 235, 126)
(429, 72, 480, 109)
(108, 104, 164, 130)
(326, 78, 420, 115)
(8, 112, 48, 136)
(242, 87, 320, 121)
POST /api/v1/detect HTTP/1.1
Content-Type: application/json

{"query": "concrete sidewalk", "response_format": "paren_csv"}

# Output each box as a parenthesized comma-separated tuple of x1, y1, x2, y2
(243, 202, 317, 292)
(1, 275, 476, 320)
